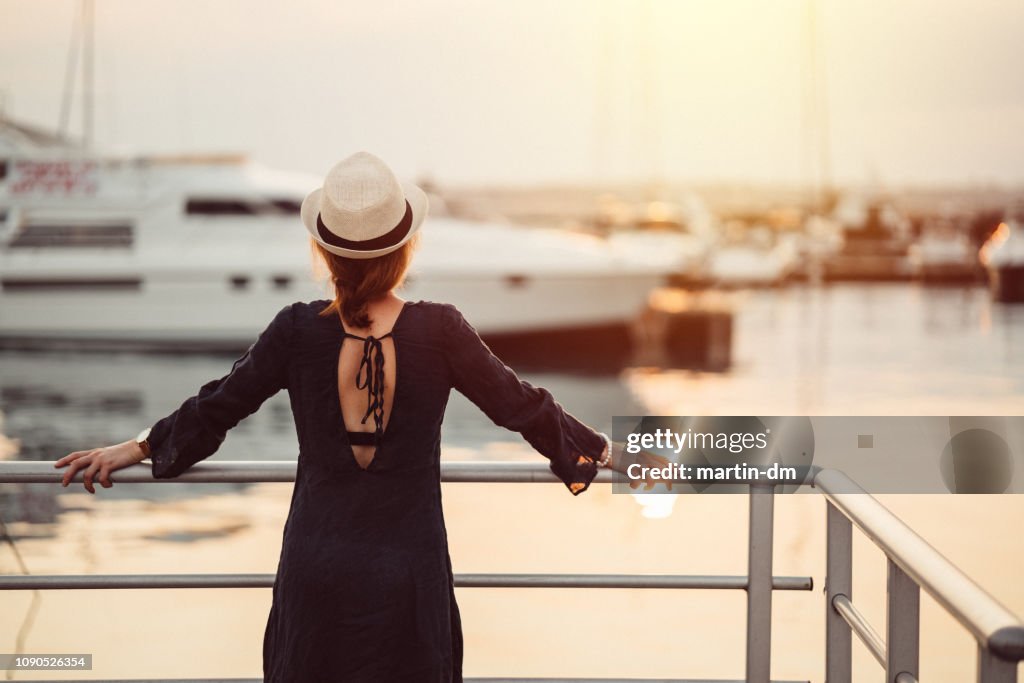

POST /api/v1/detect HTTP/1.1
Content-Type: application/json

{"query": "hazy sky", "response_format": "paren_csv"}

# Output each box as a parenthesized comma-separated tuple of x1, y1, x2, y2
(2, 0, 1022, 187)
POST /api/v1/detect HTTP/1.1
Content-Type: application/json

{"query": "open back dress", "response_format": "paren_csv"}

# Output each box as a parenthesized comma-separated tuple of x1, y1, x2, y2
(144, 299, 607, 682)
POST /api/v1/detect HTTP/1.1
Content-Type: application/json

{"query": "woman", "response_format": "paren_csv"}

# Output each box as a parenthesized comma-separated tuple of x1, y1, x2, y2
(54, 151, 661, 682)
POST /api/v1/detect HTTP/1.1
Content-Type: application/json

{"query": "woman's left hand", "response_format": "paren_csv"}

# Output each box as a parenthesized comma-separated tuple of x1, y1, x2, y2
(54, 441, 147, 493)
(607, 442, 674, 491)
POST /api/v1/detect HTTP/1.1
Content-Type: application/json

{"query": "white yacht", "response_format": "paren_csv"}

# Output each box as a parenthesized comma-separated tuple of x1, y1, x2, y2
(0, 117, 666, 348)
(908, 218, 980, 284)
(821, 195, 914, 282)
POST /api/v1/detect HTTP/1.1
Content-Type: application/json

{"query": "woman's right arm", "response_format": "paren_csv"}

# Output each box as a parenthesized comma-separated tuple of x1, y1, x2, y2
(55, 303, 296, 490)
(144, 303, 296, 478)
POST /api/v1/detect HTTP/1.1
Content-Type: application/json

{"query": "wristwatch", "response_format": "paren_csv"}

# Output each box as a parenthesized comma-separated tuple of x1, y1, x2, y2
(134, 427, 152, 459)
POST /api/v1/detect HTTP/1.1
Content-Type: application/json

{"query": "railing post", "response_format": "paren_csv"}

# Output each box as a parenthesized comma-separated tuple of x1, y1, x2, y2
(978, 645, 1019, 683)
(886, 558, 920, 682)
(825, 501, 852, 683)
(746, 482, 774, 683)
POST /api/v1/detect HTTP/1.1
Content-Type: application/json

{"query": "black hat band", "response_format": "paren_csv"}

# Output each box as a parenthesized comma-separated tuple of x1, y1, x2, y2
(316, 200, 413, 251)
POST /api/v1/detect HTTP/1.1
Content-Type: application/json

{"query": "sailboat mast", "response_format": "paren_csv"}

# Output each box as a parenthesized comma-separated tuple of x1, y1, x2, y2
(58, 1, 81, 138)
(82, 0, 95, 148)
(803, 0, 832, 213)
(811, 1, 832, 208)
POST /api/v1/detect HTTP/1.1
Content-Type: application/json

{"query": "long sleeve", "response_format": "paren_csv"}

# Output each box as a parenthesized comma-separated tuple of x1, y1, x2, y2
(146, 303, 296, 479)
(442, 304, 606, 495)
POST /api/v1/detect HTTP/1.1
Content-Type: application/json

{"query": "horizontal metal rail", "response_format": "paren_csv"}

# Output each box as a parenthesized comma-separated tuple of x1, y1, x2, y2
(3, 460, 609, 484)
(1, 460, 802, 682)
(0, 572, 813, 591)
(0, 459, 798, 485)
(30, 678, 812, 683)
(469, 679, 811, 683)
(831, 594, 885, 667)
(6, 461, 1024, 680)
(814, 468, 1024, 662)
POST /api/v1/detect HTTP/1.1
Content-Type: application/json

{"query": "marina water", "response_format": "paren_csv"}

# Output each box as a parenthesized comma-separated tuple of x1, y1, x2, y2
(1, 282, 1023, 681)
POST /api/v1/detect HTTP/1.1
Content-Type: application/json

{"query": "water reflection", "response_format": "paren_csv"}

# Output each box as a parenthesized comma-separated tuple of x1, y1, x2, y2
(0, 343, 646, 532)
(1, 284, 1023, 683)
(626, 283, 1024, 416)
(2, 283, 1024, 533)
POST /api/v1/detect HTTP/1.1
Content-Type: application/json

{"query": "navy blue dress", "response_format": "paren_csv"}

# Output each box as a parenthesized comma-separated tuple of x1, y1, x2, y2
(145, 299, 607, 682)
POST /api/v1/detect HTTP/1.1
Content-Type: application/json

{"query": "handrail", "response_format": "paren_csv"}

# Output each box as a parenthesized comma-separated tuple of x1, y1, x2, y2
(814, 468, 1024, 661)
(29, 678, 813, 683)
(3, 460, 615, 484)
(0, 459, 793, 683)
(0, 459, 798, 485)
(5, 460, 1020, 681)
(0, 572, 813, 591)
(815, 467, 1024, 683)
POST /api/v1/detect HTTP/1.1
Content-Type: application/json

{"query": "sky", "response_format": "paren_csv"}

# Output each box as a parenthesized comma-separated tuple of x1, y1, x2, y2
(1, 0, 1022, 188)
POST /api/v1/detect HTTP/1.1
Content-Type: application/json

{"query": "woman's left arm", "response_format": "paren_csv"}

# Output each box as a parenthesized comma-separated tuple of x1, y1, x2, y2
(55, 303, 296, 491)
(442, 304, 608, 496)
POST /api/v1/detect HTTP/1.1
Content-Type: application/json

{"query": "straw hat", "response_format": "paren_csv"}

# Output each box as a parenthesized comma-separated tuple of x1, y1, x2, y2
(301, 151, 428, 259)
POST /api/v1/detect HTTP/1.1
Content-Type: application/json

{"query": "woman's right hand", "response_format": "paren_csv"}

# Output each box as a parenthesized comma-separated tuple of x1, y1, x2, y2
(54, 440, 147, 494)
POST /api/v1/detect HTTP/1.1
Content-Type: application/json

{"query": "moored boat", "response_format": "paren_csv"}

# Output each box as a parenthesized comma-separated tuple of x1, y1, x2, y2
(822, 198, 913, 282)
(0, 116, 667, 350)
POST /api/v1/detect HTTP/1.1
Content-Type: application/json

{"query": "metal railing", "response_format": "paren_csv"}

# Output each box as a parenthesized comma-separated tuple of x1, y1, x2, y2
(814, 468, 1024, 683)
(1, 461, 1022, 682)
(2, 460, 809, 683)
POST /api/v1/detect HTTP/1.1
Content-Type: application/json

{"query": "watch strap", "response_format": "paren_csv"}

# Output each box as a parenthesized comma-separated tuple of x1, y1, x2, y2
(135, 427, 152, 459)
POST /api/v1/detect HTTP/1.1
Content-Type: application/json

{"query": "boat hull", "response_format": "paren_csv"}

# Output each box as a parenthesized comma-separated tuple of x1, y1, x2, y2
(988, 264, 1024, 303)
(0, 268, 664, 349)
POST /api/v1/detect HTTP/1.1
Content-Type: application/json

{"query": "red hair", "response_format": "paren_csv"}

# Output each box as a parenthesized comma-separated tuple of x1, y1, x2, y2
(312, 236, 417, 328)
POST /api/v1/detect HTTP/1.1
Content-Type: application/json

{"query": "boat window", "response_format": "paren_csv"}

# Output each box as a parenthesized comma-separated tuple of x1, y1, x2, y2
(504, 274, 530, 289)
(8, 223, 134, 248)
(269, 199, 301, 214)
(2, 277, 142, 292)
(270, 275, 292, 290)
(186, 198, 303, 216)
(186, 199, 259, 215)
(229, 275, 250, 290)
